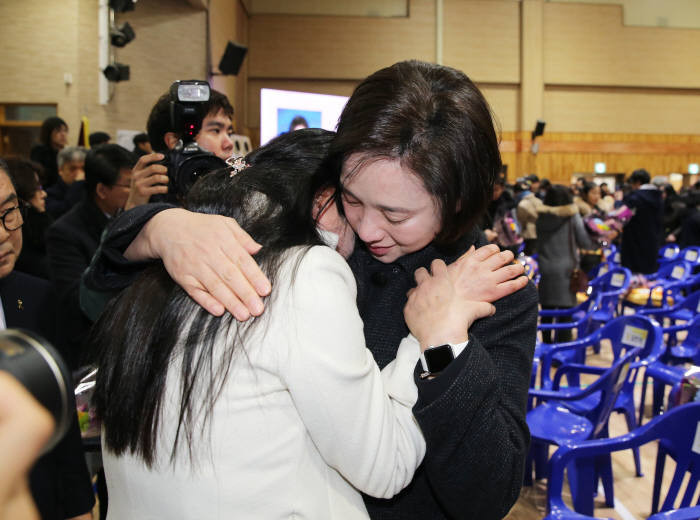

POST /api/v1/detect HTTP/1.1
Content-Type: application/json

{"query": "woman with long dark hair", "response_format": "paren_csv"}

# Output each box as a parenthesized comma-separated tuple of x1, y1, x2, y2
(90, 129, 502, 519)
(30, 116, 68, 188)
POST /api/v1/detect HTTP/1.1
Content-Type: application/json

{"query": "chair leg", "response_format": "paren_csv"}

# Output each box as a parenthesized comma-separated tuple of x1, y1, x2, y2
(639, 373, 649, 425)
(652, 447, 667, 514)
(597, 453, 615, 508)
(570, 457, 596, 517)
(652, 379, 666, 417)
(621, 407, 643, 477)
(533, 442, 548, 481)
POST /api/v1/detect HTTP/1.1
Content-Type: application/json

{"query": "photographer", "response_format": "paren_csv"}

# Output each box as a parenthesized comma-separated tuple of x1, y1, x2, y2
(125, 84, 235, 209)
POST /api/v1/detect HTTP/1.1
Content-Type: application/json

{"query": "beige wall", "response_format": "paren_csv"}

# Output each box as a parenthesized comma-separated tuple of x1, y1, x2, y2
(0, 0, 208, 145)
(2, 0, 700, 179)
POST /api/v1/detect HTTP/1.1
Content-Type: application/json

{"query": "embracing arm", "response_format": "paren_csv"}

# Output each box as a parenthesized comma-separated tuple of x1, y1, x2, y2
(412, 280, 538, 519)
(82, 204, 271, 320)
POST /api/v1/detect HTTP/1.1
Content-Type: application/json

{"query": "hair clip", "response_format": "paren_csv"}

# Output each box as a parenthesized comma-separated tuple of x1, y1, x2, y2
(226, 156, 248, 177)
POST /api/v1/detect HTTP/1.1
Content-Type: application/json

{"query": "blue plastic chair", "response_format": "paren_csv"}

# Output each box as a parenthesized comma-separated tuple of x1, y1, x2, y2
(659, 243, 681, 265)
(638, 289, 700, 349)
(640, 314, 700, 423)
(526, 348, 640, 512)
(680, 246, 700, 273)
(603, 244, 620, 266)
(543, 402, 700, 519)
(587, 267, 632, 329)
(622, 261, 694, 315)
(537, 315, 663, 477)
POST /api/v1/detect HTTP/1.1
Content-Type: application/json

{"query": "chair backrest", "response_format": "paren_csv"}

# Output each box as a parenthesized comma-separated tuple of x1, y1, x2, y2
(588, 266, 631, 317)
(680, 314, 700, 353)
(588, 348, 641, 437)
(546, 402, 700, 519)
(681, 246, 700, 266)
(652, 260, 693, 284)
(678, 289, 700, 316)
(597, 315, 664, 364)
(659, 243, 681, 264)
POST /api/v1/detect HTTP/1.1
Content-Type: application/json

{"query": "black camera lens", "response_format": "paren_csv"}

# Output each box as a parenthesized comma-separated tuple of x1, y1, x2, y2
(0, 329, 72, 453)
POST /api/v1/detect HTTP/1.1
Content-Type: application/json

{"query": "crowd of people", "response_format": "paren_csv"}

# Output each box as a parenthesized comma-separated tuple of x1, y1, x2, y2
(482, 169, 700, 341)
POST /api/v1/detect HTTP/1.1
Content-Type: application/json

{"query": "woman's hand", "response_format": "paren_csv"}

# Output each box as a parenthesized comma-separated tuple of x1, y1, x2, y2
(447, 244, 528, 303)
(404, 259, 496, 351)
(124, 208, 272, 320)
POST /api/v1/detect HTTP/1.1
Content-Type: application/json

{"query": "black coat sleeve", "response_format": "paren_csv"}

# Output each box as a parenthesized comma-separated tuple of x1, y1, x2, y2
(82, 202, 174, 293)
(412, 281, 538, 520)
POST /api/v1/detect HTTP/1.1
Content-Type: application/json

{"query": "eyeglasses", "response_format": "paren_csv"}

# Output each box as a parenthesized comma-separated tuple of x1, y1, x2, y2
(0, 205, 24, 232)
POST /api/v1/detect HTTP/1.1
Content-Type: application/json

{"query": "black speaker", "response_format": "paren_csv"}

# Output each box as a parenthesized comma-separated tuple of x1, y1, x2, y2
(218, 41, 248, 76)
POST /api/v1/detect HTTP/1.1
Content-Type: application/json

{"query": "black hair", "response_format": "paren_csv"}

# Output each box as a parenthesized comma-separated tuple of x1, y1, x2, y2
(147, 88, 234, 153)
(133, 132, 149, 146)
(325, 60, 501, 245)
(289, 116, 309, 131)
(89, 131, 111, 148)
(2, 157, 42, 202)
(543, 184, 573, 207)
(90, 128, 336, 466)
(580, 180, 599, 199)
(39, 116, 68, 148)
(84, 144, 137, 196)
(629, 168, 651, 186)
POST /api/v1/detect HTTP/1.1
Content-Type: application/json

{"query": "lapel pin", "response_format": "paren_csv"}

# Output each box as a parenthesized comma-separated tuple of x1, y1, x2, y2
(17, 299, 23, 311)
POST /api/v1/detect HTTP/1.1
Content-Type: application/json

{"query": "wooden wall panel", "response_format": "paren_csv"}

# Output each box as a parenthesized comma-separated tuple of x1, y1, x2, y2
(248, 0, 435, 80)
(544, 3, 700, 88)
(544, 86, 700, 134)
(499, 132, 700, 184)
(442, 0, 520, 83)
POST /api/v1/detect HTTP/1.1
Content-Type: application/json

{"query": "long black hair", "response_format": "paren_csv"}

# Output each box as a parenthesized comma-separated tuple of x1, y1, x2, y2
(90, 128, 336, 466)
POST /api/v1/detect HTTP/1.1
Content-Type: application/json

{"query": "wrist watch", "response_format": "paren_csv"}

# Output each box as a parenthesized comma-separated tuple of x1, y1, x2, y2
(419, 340, 468, 379)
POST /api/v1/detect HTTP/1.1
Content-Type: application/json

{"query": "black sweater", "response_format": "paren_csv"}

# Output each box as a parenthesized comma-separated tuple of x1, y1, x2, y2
(84, 204, 539, 520)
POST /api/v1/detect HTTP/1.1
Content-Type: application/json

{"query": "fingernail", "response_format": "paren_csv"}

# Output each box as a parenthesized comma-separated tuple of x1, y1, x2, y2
(256, 280, 271, 296)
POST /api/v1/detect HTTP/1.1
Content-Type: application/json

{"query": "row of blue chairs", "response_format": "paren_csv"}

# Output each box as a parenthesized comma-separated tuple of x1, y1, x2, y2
(523, 242, 700, 519)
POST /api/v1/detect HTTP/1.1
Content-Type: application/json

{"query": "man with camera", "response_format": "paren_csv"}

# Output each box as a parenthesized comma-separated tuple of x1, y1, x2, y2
(0, 159, 94, 520)
(125, 82, 235, 209)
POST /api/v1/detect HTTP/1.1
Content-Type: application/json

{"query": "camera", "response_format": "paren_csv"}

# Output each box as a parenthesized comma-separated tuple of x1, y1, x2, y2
(0, 329, 73, 453)
(155, 80, 228, 202)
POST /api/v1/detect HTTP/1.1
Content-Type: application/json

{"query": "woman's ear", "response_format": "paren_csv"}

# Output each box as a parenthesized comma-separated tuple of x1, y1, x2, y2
(313, 187, 336, 220)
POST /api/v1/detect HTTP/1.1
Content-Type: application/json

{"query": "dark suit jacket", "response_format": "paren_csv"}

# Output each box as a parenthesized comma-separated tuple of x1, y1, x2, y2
(46, 178, 86, 221)
(47, 197, 109, 369)
(0, 270, 95, 520)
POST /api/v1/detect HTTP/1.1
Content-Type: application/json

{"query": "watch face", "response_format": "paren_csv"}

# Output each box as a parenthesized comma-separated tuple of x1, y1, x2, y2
(425, 344, 454, 373)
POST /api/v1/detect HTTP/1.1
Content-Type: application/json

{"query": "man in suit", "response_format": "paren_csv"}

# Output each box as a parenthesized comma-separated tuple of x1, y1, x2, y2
(47, 144, 137, 370)
(0, 159, 94, 520)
